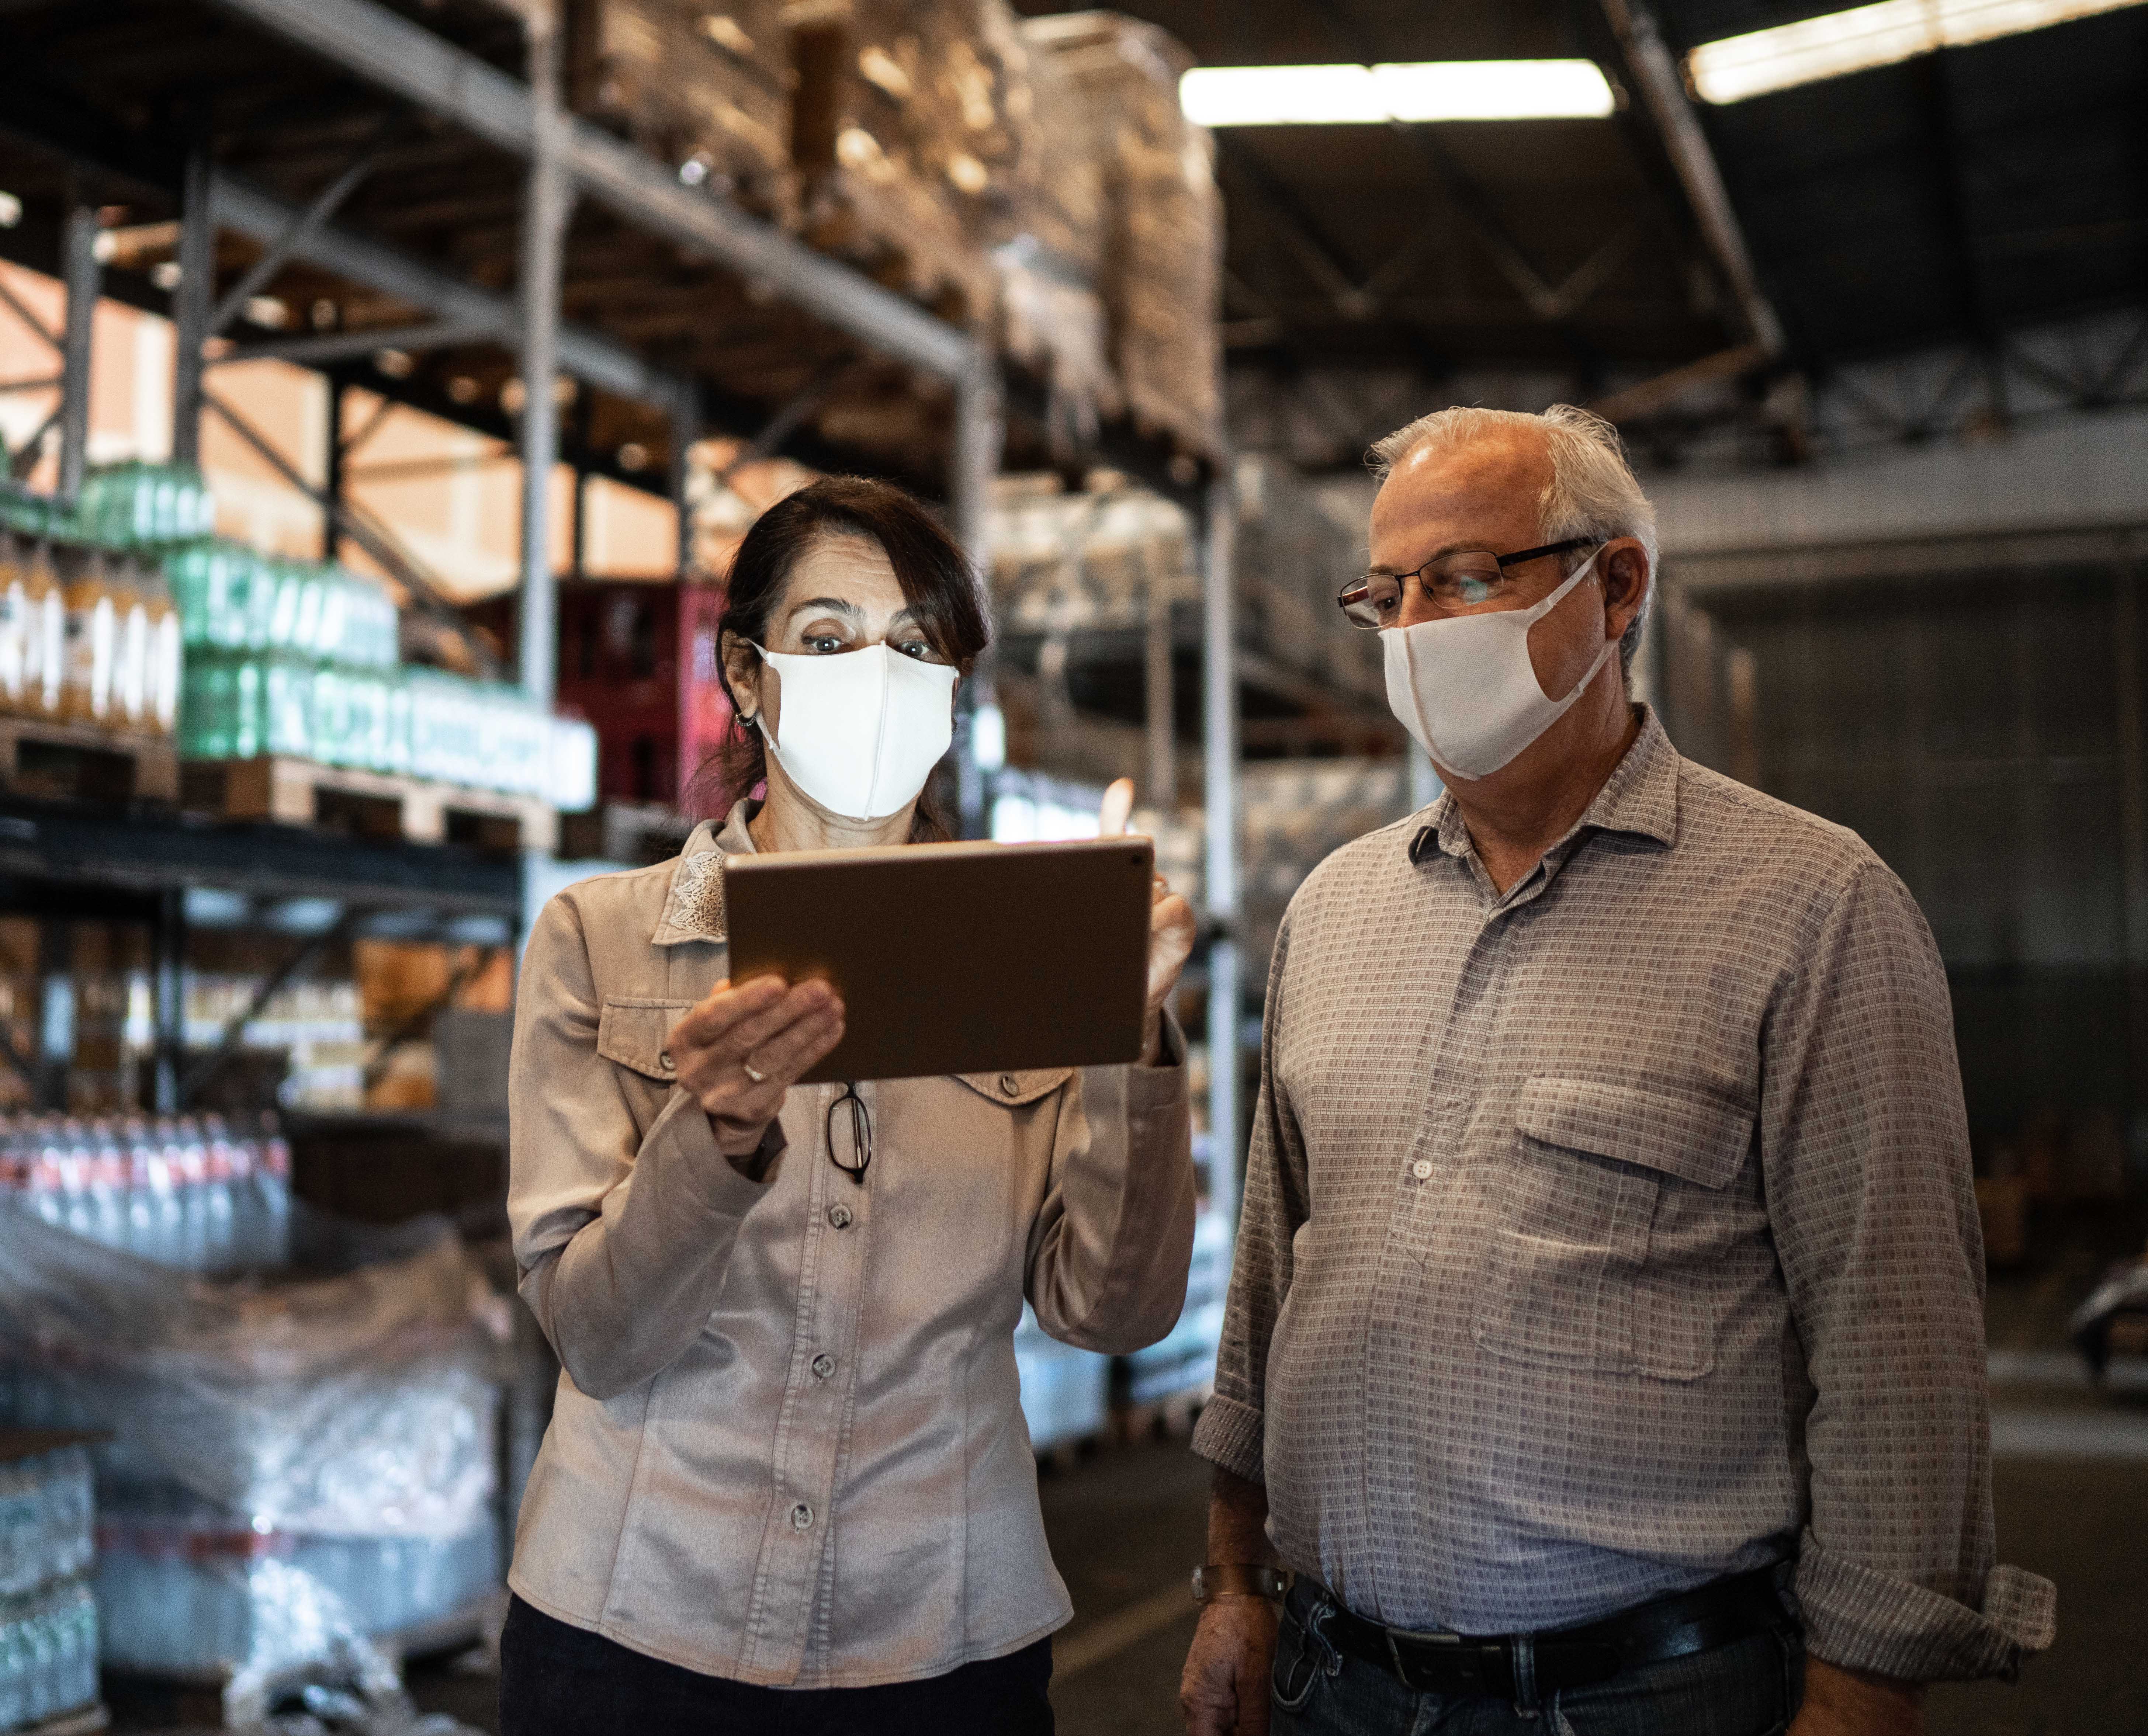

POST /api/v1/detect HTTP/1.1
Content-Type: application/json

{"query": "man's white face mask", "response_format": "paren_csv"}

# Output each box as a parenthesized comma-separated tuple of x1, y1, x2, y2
(751, 641, 959, 821)
(1380, 548, 1614, 780)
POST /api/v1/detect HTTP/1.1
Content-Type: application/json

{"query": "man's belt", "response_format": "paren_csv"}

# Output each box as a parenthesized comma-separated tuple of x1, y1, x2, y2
(1294, 1566, 1788, 1700)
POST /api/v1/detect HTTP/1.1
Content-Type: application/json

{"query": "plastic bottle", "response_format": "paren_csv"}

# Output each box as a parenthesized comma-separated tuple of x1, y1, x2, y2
(0, 532, 28, 714)
(24, 542, 65, 720)
(114, 559, 152, 734)
(147, 562, 183, 738)
(60, 551, 116, 728)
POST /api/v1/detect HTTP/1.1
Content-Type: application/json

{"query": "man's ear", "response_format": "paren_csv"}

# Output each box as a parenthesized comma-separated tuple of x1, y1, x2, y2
(1602, 539, 1649, 638)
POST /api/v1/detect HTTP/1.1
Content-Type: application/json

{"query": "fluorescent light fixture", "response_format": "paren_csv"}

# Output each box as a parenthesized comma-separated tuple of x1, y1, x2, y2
(1179, 60, 1615, 126)
(1688, 0, 2148, 103)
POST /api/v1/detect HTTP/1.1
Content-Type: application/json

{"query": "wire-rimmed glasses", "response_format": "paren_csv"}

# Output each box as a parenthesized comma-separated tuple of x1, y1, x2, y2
(827, 1083, 872, 1186)
(1336, 537, 1596, 629)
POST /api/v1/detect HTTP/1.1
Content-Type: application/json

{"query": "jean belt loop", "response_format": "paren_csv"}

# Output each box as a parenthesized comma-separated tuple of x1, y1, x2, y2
(1511, 1632, 1542, 1719)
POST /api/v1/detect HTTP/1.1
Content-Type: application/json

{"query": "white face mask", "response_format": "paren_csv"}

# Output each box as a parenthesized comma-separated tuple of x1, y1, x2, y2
(1380, 549, 1614, 780)
(750, 641, 959, 821)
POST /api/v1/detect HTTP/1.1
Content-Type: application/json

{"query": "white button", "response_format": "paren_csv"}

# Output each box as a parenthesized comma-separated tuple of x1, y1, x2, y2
(1410, 1159, 1433, 1181)
(658, 1051, 675, 1073)
(811, 1353, 836, 1379)
(998, 1074, 1020, 1097)
(827, 1204, 853, 1230)
(790, 1502, 814, 1531)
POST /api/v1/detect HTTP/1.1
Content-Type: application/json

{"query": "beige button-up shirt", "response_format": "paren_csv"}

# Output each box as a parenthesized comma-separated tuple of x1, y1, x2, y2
(1193, 708, 2055, 1682)
(507, 805, 1196, 1687)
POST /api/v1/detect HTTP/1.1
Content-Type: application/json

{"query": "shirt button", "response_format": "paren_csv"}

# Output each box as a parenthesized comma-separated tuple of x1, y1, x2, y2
(827, 1204, 853, 1230)
(811, 1352, 836, 1379)
(1410, 1159, 1433, 1181)
(658, 1050, 675, 1073)
(998, 1074, 1020, 1097)
(790, 1502, 814, 1531)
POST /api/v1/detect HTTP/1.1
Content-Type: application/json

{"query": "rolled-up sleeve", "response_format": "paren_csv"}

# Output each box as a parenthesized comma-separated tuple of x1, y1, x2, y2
(509, 890, 772, 1402)
(1191, 913, 1309, 1485)
(1025, 1016, 1197, 1355)
(1761, 861, 2056, 1681)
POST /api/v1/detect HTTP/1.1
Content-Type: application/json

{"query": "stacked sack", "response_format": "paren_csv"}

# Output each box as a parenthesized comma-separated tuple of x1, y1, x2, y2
(0, 1436, 99, 1733)
(565, 0, 798, 224)
(1021, 13, 1224, 459)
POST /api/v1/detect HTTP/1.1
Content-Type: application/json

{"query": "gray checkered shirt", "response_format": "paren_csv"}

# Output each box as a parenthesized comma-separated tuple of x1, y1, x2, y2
(1191, 708, 2055, 1682)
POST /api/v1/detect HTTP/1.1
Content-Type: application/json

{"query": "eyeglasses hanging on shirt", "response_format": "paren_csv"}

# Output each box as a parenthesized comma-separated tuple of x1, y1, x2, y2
(828, 1083, 872, 1185)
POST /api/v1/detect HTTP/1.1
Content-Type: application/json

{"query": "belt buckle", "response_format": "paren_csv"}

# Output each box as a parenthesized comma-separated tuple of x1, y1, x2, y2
(1384, 1626, 1484, 1696)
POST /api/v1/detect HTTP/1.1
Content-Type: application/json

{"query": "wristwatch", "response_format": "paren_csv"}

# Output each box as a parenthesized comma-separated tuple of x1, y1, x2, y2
(1191, 1564, 1291, 1605)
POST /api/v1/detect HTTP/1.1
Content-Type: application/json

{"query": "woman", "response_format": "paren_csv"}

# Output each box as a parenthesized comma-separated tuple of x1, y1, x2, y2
(500, 476, 1199, 1735)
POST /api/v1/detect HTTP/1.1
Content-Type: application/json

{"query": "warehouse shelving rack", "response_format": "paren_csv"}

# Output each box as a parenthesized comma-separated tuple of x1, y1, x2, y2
(0, 0, 1246, 1210)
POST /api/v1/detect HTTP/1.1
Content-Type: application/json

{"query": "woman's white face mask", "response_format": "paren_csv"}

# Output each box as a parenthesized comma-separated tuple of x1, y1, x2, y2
(751, 641, 959, 821)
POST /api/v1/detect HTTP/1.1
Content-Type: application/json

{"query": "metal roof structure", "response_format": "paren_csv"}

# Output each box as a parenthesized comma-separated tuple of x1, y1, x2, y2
(1016, 0, 2148, 465)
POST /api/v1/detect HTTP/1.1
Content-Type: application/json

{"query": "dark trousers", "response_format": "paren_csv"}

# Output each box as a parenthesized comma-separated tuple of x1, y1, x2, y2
(1271, 1589, 1805, 1736)
(498, 1594, 1055, 1736)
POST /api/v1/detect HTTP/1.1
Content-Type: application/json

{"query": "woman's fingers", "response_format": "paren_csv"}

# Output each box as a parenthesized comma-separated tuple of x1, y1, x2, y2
(1146, 882, 1198, 1013)
(672, 977, 838, 1063)
(1097, 777, 1136, 839)
(669, 976, 786, 1050)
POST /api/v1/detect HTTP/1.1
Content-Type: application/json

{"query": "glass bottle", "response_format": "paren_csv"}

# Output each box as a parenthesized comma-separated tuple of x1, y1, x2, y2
(24, 542, 65, 720)
(0, 532, 27, 715)
(147, 562, 183, 738)
(115, 559, 152, 735)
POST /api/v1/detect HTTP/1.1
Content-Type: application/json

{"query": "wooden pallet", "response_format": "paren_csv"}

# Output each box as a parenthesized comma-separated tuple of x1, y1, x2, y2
(18, 1706, 107, 1736)
(182, 756, 558, 853)
(0, 715, 178, 804)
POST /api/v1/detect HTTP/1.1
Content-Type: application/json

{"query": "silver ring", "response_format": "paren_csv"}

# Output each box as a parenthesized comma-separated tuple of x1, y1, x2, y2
(742, 1060, 768, 1085)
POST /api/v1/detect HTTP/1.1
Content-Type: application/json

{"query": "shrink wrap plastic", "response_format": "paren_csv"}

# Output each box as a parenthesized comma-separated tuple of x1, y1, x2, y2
(0, 1211, 506, 1718)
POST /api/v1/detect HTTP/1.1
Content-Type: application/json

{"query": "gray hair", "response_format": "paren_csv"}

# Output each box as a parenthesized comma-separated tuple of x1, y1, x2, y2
(1367, 404, 1657, 677)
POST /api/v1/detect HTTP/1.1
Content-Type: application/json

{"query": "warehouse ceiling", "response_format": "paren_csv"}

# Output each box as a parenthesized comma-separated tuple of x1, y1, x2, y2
(1014, 0, 2148, 462)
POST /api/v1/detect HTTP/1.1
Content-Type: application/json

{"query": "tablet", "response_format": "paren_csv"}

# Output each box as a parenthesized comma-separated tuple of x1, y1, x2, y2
(721, 836, 1154, 1083)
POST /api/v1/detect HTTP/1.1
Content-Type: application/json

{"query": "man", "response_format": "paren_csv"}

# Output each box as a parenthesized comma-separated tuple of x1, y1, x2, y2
(1180, 406, 2053, 1736)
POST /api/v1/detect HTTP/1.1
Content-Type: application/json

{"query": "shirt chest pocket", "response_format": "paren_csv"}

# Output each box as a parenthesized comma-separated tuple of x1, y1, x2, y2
(596, 1000, 695, 1124)
(1469, 1073, 1753, 1381)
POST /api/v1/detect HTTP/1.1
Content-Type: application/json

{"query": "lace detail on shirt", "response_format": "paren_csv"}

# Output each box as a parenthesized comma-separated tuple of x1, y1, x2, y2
(664, 848, 727, 941)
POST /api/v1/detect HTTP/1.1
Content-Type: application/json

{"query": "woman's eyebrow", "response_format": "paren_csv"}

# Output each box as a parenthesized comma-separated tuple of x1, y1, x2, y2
(785, 596, 863, 620)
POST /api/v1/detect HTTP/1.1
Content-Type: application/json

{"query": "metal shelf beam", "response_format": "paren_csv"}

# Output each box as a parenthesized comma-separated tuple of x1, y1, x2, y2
(200, 0, 978, 385)
(0, 801, 522, 914)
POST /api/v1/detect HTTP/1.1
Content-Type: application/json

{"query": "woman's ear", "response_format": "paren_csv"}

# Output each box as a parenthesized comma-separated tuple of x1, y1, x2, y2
(720, 630, 762, 724)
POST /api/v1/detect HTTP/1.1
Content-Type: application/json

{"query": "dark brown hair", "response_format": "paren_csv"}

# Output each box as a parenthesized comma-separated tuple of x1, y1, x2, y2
(697, 476, 992, 839)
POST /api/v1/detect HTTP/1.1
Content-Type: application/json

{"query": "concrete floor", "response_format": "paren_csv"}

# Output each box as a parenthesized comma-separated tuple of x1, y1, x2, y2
(398, 1385, 2144, 1735)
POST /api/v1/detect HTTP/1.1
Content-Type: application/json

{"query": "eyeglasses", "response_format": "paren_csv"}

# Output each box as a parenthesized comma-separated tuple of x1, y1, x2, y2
(1336, 537, 1596, 630)
(828, 1082, 872, 1186)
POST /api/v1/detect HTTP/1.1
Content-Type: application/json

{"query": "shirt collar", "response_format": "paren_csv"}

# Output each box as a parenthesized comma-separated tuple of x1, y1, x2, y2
(1413, 704, 1681, 867)
(650, 799, 759, 946)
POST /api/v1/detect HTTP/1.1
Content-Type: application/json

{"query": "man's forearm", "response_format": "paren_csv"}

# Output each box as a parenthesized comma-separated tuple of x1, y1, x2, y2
(1208, 1466, 1275, 1565)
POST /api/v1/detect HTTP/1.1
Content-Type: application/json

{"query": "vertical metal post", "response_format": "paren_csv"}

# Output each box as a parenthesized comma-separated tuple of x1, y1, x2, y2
(171, 150, 215, 471)
(57, 201, 100, 502)
(151, 886, 186, 1114)
(952, 358, 1004, 837)
(670, 382, 698, 580)
(2114, 558, 2148, 1170)
(1145, 558, 1178, 810)
(322, 374, 346, 562)
(518, 4, 569, 710)
(1201, 469, 1242, 1233)
(34, 917, 74, 1114)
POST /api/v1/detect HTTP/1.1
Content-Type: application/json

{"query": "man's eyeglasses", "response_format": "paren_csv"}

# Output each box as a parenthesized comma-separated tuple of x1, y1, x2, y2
(1337, 537, 1596, 631)
(828, 1083, 872, 1186)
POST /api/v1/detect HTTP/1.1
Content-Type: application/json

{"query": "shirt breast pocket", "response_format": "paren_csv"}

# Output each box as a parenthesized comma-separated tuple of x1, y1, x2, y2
(596, 999, 695, 1120)
(1469, 1072, 1753, 1381)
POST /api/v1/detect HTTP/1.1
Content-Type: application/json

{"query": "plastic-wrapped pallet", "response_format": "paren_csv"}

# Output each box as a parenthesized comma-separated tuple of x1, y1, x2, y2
(1012, 1305, 1109, 1455)
(0, 1210, 506, 1720)
(1021, 12, 1223, 460)
(1118, 1206, 1228, 1407)
(0, 1433, 101, 1735)
(564, 0, 797, 224)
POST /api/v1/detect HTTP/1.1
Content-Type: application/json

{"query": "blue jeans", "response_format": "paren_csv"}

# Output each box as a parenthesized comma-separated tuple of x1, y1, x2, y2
(1271, 1589, 1804, 1736)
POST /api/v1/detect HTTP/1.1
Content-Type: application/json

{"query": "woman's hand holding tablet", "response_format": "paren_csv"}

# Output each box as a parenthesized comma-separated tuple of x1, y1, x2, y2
(665, 978, 847, 1159)
(1098, 778, 1198, 1067)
